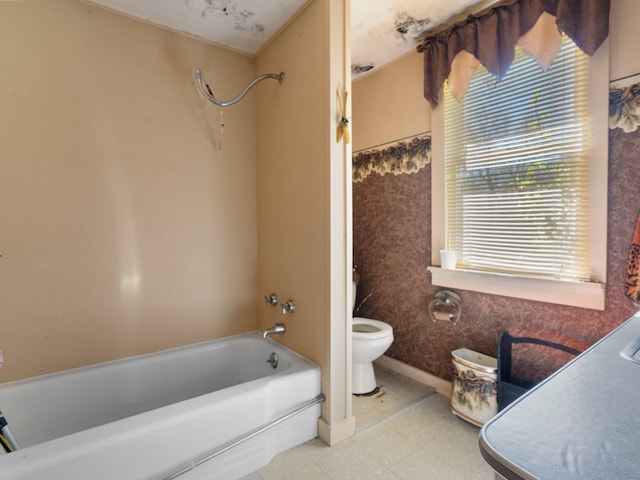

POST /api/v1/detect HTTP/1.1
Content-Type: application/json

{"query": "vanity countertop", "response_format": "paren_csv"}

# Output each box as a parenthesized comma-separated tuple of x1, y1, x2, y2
(479, 311, 640, 480)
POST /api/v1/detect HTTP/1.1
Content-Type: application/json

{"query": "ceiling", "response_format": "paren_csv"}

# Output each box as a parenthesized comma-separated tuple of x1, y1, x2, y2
(89, 0, 495, 77)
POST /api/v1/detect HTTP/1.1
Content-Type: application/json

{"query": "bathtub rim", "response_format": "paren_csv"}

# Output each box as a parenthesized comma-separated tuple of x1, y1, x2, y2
(0, 330, 319, 389)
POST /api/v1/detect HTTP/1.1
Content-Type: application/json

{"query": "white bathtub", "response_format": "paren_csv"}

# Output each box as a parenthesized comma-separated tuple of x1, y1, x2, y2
(0, 332, 322, 480)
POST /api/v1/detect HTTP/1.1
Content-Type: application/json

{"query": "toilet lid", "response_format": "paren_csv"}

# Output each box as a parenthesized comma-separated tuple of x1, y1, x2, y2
(352, 317, 393, 340)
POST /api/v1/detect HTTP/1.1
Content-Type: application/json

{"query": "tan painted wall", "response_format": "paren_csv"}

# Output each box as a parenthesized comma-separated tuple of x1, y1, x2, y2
(0, 0, 259, 381)
(256, 0, 354, 444)
(352, 52, 431, 152)
(256, 0, 330, 368)
(610, 0, 640, 80)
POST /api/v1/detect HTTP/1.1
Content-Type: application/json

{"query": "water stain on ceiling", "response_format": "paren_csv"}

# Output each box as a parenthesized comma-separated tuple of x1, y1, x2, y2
(89, 0, 499, 77)
(194, 0, 264, 33)
(394, 13, 432, 40)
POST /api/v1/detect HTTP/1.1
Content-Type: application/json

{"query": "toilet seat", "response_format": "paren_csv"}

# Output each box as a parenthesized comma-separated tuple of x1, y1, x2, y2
(351, 317, 394, 394)
(352, 317, 393, 341)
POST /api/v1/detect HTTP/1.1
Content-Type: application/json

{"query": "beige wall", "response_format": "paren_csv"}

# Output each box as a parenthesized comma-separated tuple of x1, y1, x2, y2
(0, 0, 259, 381)
(352, 52, 430, 152)
(256, 0, 330, 365)
(610, 0, 640, 79)
(256, 0, 354, 445)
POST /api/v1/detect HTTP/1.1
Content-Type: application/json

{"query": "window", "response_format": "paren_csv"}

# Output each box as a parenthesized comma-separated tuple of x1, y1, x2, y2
(431, 35, 609, 310)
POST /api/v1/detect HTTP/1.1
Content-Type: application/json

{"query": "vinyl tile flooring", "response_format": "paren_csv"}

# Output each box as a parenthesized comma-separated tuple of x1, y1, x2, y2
(242, 363, 495, 480)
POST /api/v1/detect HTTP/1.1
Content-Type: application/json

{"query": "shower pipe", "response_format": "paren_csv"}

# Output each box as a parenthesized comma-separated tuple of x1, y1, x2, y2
(194, 68, 285, 107)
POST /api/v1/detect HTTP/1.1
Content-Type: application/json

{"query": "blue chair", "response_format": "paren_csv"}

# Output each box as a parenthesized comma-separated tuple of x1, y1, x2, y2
(497, 331, 583, 411)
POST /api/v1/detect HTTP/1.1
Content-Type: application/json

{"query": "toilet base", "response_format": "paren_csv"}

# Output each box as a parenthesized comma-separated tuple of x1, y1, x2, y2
(353, 362, 378, 394)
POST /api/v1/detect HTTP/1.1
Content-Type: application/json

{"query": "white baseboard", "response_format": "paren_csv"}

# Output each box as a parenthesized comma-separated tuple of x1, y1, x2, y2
(375, 355, 452, 398)
(317, 415, 356, 446)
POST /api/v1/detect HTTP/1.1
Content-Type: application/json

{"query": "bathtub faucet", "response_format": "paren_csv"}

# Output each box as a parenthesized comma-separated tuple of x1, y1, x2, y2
(262, 323, 286, 339)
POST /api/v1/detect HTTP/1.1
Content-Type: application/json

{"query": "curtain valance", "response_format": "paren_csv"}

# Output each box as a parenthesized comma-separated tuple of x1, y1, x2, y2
(417, 0, 610, 109)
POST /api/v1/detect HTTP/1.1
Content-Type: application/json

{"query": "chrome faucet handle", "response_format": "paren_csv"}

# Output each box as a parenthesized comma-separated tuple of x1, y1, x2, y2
(281, 300, 295, 315)
(264, 293, 278, 306)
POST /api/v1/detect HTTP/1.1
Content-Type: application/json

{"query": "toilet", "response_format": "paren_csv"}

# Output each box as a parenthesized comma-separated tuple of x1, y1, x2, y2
(352, 282, 394, 394)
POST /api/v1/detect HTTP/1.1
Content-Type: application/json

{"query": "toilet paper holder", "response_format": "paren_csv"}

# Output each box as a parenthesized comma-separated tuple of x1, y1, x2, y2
(429, 290, 462, 325)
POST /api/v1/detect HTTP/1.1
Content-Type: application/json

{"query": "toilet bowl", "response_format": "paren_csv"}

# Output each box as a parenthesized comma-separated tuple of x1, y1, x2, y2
(352, 281, 394, 394)
(352, 317, 394, 393)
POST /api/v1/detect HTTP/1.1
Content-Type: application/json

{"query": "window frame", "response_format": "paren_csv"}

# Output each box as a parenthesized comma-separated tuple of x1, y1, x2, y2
(430, 38, 610, 310)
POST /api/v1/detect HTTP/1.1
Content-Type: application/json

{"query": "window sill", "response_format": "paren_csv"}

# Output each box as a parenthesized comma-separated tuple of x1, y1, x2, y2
(428, 267, 605, 310)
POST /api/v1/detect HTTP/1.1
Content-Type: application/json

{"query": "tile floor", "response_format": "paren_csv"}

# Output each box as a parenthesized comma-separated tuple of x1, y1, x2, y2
(242, 363, 496, 480)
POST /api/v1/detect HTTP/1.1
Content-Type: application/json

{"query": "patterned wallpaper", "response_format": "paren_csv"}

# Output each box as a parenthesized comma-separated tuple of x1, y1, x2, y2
(353, 76, 640, 381)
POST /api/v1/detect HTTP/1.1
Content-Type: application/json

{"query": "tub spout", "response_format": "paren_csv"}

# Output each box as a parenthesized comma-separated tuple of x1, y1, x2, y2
(262, 323, 285, 339)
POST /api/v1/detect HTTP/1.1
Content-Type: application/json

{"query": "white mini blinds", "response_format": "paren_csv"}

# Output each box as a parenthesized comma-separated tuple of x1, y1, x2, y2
(444, 35, 592, 281)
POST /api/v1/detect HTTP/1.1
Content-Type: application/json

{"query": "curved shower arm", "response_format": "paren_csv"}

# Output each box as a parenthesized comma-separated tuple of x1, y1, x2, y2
(194, 68, 285, 108)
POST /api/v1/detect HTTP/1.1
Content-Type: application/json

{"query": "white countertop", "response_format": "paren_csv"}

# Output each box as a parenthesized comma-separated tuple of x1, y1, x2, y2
(479, 311, 640, 480)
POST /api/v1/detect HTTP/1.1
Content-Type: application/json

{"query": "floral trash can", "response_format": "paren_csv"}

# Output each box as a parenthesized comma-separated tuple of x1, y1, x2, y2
(451, 348, 498, 426)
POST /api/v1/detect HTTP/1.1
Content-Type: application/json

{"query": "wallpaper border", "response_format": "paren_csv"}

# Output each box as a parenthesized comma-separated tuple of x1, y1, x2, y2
(610, 73, 640, 133)
(352, 134, 431, 183)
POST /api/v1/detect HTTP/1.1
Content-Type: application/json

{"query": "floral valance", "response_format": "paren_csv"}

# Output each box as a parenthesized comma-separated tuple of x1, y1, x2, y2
(352, 135, 431, 183)
(417, 0, 610, 109)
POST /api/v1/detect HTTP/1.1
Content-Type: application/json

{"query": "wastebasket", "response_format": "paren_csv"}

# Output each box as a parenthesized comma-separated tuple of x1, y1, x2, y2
(451, 348, 498, 426)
